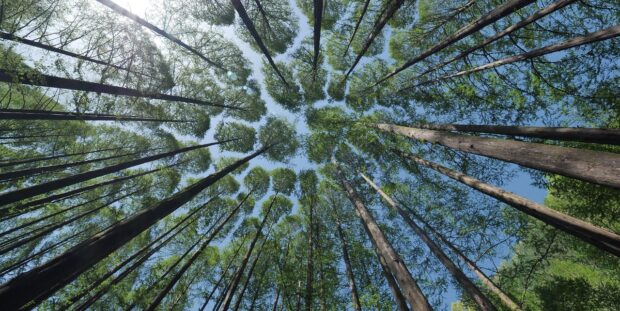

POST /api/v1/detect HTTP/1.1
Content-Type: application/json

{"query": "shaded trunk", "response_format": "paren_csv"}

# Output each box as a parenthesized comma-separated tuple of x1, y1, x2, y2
(0, 108, 191, 122)
(399, 123, 620, 145)
(0, 69, 237, 110)
(334, 161, 432, 311)
(412, 0, 576, 82)
(219, 193, 277, 311)
(0, 140, 228, 207)
(232, 236, 268, 311)
(0, 146, 123, 168)
(335, 218, 362, 311)
(231, 0, 289, 87)
(397, 151, 620, 257)
(0, 146, 269, 310)
(361, 173, 496, 311)
(312, 0, 323, 71)
(376, 252, 409, 311)
(419, 24, 620, 86)
(305, 199, 315, 311)
(146, 192, 252, 311)
(95, 0, 224, 70)
(342, 0, 371, 57)
(375, 0, 535, 86)
(376, 123, 620, 189)
(405, 206, 521, 311)
(199, 239, 247, 311)
(0, 31, 148, 75)
(345, 0, 404, 78)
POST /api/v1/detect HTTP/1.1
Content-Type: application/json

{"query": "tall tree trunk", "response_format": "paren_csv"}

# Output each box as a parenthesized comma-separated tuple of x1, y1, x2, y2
(417, 24, 620, 86)
(0, 69, 238, 109)
(199, 240, 247, 311)
(0, 146, 269, 310)
(342, 0, 371, 57)
(312, 0, 323, 71)
(335, 216, 362, 311)
(0, 146, 123, 168)
(252, 0, 274, 34)
(376, 123, 620, 189)
(146, 192, 252, 310)
(397, 151, 620, 257)
(361, 173, 497, 311)
(230, 0, 289, 87)
(0, 140, 228, 207)
(398, 123, 620, 145)
(219, 193, 277, 311)
(405, 205, 521, 311)
(0, 108, 191, 122)
(376, 252, 409, 311)
(0, 148, 148, 182)
(305, 198, 315, 311)
(0, 31, 145, 75)
(412, 0, 576, 82)
(345, 0, 404, 79)
(375, 0, 535, 87)
(334, 161, 433, 311)
(95, 0, 224, 70)
(232, 236, 268, 311)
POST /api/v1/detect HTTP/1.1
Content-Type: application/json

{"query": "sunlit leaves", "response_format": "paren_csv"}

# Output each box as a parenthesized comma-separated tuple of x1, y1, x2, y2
(258, 116, 299, 162)
(214, 121, 257, 153)
(271, 167, 297, 195)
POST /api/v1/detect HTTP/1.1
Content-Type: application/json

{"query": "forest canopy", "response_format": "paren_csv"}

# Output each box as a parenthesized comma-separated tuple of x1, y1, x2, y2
(0, 0, 619, 310)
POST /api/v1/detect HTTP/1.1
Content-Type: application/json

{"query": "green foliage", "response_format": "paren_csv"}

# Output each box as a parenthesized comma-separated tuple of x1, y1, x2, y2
(271, 167, 297, 195)
(214, 121, 257, 153)
(258, 116, 300, 162)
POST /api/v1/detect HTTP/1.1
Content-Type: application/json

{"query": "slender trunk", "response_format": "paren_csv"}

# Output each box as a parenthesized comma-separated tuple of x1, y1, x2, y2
(361, 173, 497, 311)
(342, 0, 371, 57)
(0, 149, 148, 182)
(375, 0, 535, 87)
(272, 288, 281, 311)
(231, 0, 289, 87)
(312, 0, 323, 71)
(219, 193, 277, 311)
(0, 146, 269, 310)
(95, 0, 224, 70)
(232, 236, 268, 311)
(334, 160, 433, 311)
(0, 140, 228, 207)
(252, 0, 274, 34)
(199, 240, 247, 311)
(146, 192, 252, 310)
(376, 252, 409, 311)
(400, 123, 620, 145)
(0, 69, 237, 109)
(376, 123, 620, 189)
(345, 0, 404, 79)
(397, 151, 620, 257)
(67, 194, 220, 308)
(335, 218, 362, 311)
(418, 24, 620, 86)
(0, 146, 123, 168)
(405, 206, 521, 311)
(412, 0, 576, 82)
(305, 199, 314, 311)
(0, 108, 191, 122)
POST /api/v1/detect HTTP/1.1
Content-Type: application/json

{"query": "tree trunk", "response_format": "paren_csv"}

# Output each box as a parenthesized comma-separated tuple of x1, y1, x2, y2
(0, 140, 228, 207)
(199, 239, 246, 311)
(360, 173, 497, 311)
(345, 0, 404, 79)
(0, 146, 269, 310)
(412, 0, 576, 82)
(376, 252, 409, 311)
(335, 217, 362, 311)
(342, 0, 371, 57)
(230, 0, 289, 87)
(375, 0, 535, 86)
(400, 123, 620, 145)
(334, 161, 433, 311)
(0, 69, 238, 109)
(0, 31, 144, 75)
(305, 198, 315, 311)
(376, 123, 620, 189)
(419, 24, 620, 86)
(398, 151, 620, 257)
(405, 206, 521, 311)
(95, 0, 224, 70)
(0, 146, 123, 168)
(313, 0, 323, 71)
(0, 108, 191, 122)
(146, 192, 252, 310)
(219, 193, 277, 311)
(232, 236, 268, 311)
(252, 0, 274, 34)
